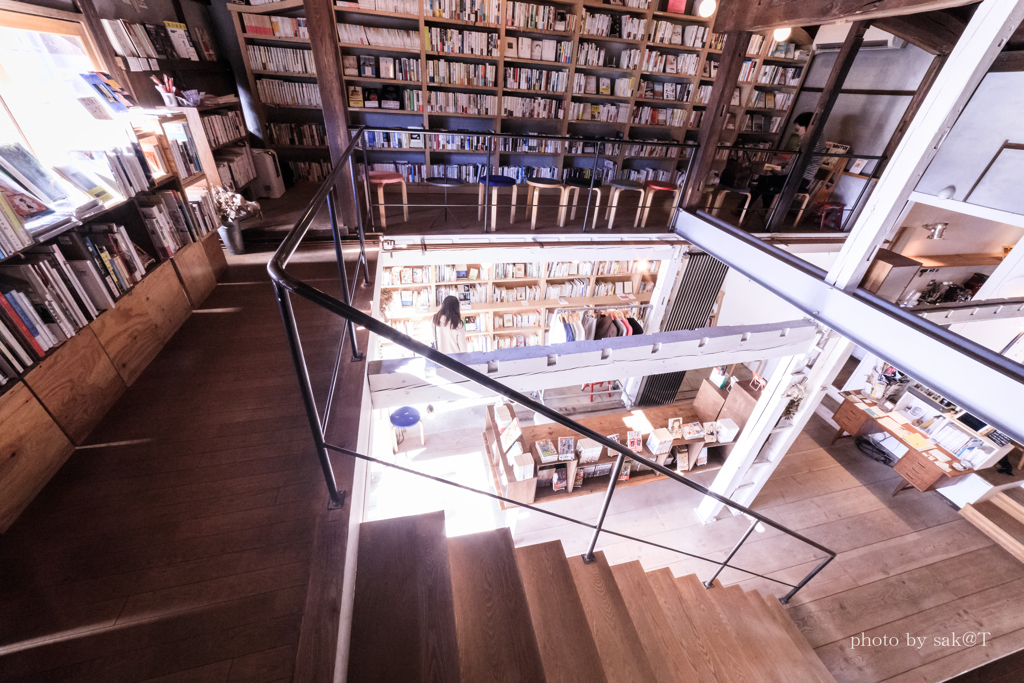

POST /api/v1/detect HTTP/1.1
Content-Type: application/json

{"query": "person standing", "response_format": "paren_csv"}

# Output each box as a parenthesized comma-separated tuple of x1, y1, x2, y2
(432, 295, 468, 353)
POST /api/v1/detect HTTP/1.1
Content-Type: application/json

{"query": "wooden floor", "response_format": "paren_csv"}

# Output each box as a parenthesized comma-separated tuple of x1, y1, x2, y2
(0, 246, 369, 683)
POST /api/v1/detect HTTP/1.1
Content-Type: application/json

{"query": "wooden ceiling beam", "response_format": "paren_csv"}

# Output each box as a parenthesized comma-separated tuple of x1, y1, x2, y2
(714, 0, 978, 33)
(873, 11, 968, 54)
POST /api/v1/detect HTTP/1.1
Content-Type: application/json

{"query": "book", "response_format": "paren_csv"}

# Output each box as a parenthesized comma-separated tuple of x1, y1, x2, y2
(585, 75, 597, 94)
(504, 37, 517, 58)
(342, 55, 359, 75)
(552, 465, 567, 491)
(667, 417, 683, 438)
(599, 78, 611, 95)
(363, 88, 380, 108)
(381, 85, 401, 110)
(0, 143, 70, 206)
(627, 430, 642, 454)
(682, 422, 705, 440)
(348, 85, 364, 107)
(558, 436, 575, 460)
(164, 21, 200, 60)
(534, 438, 558, 463)
(379, 56, 395, 79)
(360, 55, 376, 77)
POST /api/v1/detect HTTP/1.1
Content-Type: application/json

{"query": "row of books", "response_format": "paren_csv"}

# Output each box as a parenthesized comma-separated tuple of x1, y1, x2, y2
(693, 83, 713, 104)
(638, 79, 692, 102)
(493, 261, 541, 279)
(100, 18, 208, 63)
(426, 92, 497, 115)
(701, 58, 718, 79)
(139, 190, 211, 258)
(741, 113, 785, 133)
(366, 131, 425, 149)
(241, 14, 309, 39)
(343, 55, 421, 81)
(572, 74, 633, 96)
(247, 45, 317, 75)
(642, 50, 698, 75)
(619, 167, 682, 185)
(504, 37, 573, 63)
(623, 140, 679, 158)
(288, 160, 333, 182)
(256, 79, 322, 107)
(435, 283, 488, 305)
(215, 150, 257, 191)
(337, 0, 417, 12)
(564, 140, 619, 155)
(493, 311, 542, 327)
(568, 101, 629, 123)
(737, 58, 760, 83)
(548, 261, 594, 277)
(632, 106, 687, 127)
(425, 0, 500, 23)
(424, 28, 499, 56)
(428, 60, 496, 87)
(348, 85, 421, 110)
(757, 64, 804, 86)
(498, 137, 561, 153)
(749, 90, 795, 110)
(337, 24, 420, 49)
(268, 122, 328, 148)
(431, 133, 488, 150)
(649, 21, 707, 48)
(505, 3, 574, 32)
(494, 332, 540, 348)
(545, 278, 588, 298)
(0, 189, 33, 260)
(687, 109, 703, 128)
(495, 165, 558, 183)
(580, 12, 646, 41)
(501, 96, 564, 119)
(505, 67, 568, 93)
(162, 121, 204, 179)
(201, 110, 247, 148)
(562, 165, 616, 184)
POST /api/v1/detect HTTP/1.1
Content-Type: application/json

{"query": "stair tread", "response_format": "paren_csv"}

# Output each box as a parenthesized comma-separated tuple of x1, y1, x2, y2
(675, 574, 768, 683)
(963, 502, 1024, 564)
(515, 541, 608, 683)
(718, 586, 803, 683)
(448, 528, 546, 683)
(994, 488, 1024, 525)
(1002, 486, 1024, 508)
(757, 592, 837, 683)
(609, 561, 701, 683)
(348, 511, 460, 683)
(733, 587, 831, 683)
(567, 551, 658, 682)
(644, 569, 725, 682)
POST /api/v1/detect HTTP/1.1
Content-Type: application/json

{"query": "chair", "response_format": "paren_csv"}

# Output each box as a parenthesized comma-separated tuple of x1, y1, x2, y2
(566, 177, 602, 230)
(368, 171, 408, 230)
(425, 176, 465, 229)
(708, 184, 754, 225)
(639, 179, 683, 228)
(774, 141, 849, 227)
(389, 405, 424, 453)
(477, 175, 518, 232)
(605, 178, 646, 230)
(525, 177, 570, 230)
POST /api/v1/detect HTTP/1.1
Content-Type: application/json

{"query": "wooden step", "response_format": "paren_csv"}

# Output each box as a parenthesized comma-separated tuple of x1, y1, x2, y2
(715, 585, 803, 683)
(347, 511, 460, 683)
(644, 569, 725, 683)
(567, 551, 658, 682)
(962, 501, 1024, 564)
(514, 541, 608, 683)
(609, 561, 701, 683)
(757, 592, 837, 683)
(675, 574, 767, 683)
(448, 527, 546, 683)
(993, 487, 1024, 526)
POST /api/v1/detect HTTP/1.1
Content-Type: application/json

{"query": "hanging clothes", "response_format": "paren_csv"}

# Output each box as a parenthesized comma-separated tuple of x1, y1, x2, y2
(595, 314, 618, 340)
(571, 315, 586, 343)
(627, 317, 643, 335)
(565, 318, 575, 342)
(583, 313, 596, 341)
(549, 314, 569, 344)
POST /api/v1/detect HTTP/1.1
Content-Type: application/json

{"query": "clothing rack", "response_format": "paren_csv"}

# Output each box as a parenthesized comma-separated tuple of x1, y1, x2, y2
(551, 303, 653, 325)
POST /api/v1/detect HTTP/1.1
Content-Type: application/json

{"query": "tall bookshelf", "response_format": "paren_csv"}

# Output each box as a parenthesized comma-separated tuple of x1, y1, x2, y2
(227, 0, 809, 185)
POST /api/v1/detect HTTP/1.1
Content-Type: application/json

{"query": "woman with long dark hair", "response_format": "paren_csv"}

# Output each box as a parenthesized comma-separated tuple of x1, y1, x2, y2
(432, 295, 467, 353)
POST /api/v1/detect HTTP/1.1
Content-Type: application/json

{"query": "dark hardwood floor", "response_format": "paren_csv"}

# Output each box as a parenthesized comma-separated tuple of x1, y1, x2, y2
(0, 246, 370, 683)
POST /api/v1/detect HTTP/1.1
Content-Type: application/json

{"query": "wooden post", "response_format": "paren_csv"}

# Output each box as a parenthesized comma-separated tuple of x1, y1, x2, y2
(303, 0, 358, 231)
(680, 30, 752, 211)
(75, 0, 134, 101)
(879, 54, 947, 174)
(765, 21, 867, 232)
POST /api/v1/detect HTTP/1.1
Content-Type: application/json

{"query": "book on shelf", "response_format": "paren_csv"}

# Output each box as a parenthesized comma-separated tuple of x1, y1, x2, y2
(348, 85, 364, 108)
(360, 55, 377, 77)
(381, 85, 401, 109)
(164, 21, 200, 61)
(504, 37, 517, 58)
(534, 438, 558, 464)
(552, 465, 567, 491)
(598, 77, 610, 95)
(558, 436, 575, 460)
(379, 56, 395, 79)
(363, 88, 380, 108)
(342, 55, 358, 76)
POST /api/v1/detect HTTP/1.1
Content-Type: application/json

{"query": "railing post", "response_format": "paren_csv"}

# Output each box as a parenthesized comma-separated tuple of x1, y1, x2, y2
(582, 449, 626, 563)
(703, 516, 758, 588)
(359, 130, 375, 231)
(349, 128, 371, 286)
(841, 155, 882, 232)
(581, 141, 600, 232)
(327, 185, 364, 363)
(273, 283, 346, 509)
(780, 555, 834, 604)
(670, 145, 698, 229)
(482, 133, 493, 233)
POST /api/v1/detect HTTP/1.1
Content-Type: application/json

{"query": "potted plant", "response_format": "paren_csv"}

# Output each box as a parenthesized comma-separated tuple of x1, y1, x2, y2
(212, 187, 261, 255)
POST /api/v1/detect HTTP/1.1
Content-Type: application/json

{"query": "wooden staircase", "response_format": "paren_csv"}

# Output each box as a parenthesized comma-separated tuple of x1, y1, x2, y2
(347, 511, 835, 682)
(961, 486, 1024, 564)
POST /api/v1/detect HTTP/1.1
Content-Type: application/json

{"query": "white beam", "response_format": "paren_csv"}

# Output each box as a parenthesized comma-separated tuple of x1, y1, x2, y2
(826, 0, 1024, 290)
(367, 321, 817, 409)
(914, 298, 1024, 324)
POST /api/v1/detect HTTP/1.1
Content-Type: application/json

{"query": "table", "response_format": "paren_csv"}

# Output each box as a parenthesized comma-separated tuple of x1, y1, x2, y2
(832, 392, 975, 496)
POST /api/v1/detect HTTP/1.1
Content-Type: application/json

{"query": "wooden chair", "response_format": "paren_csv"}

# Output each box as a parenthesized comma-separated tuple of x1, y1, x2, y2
(566, 177, 602, 230)
(477, 175, 518, 232)
(605, 178, 645, 230)
(525, 177, 570, 230)
(368, 171, 408, 230)
(640, 179, 683, 228)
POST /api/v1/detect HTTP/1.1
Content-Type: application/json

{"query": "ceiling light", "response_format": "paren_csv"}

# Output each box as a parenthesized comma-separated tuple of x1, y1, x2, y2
(697, 0, 716, 18)
(773, 27, 792, 41)
(924, 222, 948, 240)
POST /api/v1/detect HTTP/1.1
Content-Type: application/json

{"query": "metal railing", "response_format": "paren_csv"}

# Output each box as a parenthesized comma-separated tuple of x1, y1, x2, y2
(269, 126, 837, 604)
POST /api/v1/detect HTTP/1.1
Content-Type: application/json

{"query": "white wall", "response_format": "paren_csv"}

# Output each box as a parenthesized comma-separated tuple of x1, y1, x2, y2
(898, 203, 1024, 259)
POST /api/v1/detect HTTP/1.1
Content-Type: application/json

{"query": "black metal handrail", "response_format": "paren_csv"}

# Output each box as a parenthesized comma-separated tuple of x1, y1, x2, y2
(269, 126, 836, 604)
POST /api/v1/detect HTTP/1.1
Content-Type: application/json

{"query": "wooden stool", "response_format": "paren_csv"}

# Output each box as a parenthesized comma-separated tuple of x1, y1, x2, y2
(566, 177, 602, 230)
(711, 184, 754, 225)
(605, 179, 645, 230)
(368, 171, 408, 230)
(640, 179, 682, 228)
(389, 405, 424, 453)
(525, 177, 569, 230)
(477, 175, 518, 232)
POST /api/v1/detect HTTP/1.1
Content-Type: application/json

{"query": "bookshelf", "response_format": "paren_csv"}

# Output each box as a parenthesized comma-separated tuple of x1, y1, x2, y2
(228, 0, 810, 186)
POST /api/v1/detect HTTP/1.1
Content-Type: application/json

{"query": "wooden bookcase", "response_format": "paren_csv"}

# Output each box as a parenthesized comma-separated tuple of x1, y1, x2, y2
(227, 0, 809, 184)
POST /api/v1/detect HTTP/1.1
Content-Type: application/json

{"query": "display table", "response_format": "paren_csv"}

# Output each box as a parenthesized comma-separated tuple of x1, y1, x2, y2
(832, 391, 975, 495)
(483, 402, 730, 510)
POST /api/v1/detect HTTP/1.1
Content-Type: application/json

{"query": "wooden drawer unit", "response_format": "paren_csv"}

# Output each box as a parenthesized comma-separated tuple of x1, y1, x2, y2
(834, 398, 871, 437)
(894, 450, 944, 492)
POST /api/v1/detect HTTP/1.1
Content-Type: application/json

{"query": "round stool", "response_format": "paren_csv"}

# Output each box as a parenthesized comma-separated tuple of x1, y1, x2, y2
(525, 177, 569, 230)
(477, 175, 518, 232)
(605, 179, 646, 230)
(565, 177, 603, 230)
(426, 176, 465, 229)
(389, 406, 423, 453)
(368, 171, 408, 230)
(640, 179, 683, 228)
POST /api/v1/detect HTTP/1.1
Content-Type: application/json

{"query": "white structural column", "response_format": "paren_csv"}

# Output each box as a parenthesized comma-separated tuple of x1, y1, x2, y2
(826, 0, 1024, 291)
(688, 0, 1024, 523)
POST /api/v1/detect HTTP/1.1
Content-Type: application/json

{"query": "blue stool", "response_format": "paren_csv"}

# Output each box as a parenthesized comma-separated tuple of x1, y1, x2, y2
(477, 175, 519, 232)
(389, 406, 423, 453)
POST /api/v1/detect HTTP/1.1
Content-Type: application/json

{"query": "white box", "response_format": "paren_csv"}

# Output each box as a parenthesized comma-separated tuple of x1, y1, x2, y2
(252, 149, 285, 199)
(646, 428, 674, 456)
(716, 417, 739, 443)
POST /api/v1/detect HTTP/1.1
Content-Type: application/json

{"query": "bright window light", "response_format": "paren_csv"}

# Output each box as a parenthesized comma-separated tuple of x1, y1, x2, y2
(697, 0, 716, 18)
(773, 27, 792, 41)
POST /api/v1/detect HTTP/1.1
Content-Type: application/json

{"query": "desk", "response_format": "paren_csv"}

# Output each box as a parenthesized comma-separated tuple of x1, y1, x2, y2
(832, 392, 974, 496)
